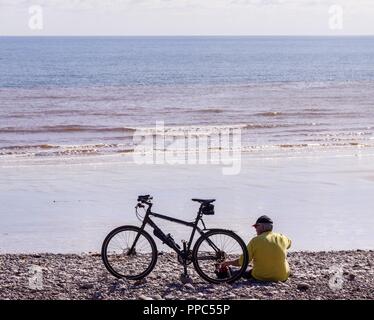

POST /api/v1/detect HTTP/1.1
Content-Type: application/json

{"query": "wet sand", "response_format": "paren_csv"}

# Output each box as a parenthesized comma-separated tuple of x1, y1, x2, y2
(1, 149, 374, 253)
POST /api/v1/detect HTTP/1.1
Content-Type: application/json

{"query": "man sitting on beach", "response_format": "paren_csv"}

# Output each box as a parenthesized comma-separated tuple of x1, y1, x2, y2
(220, 215, 292, 282)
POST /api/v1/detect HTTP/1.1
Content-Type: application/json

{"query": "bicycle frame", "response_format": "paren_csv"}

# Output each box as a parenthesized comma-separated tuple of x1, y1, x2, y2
(130, 201, 220, 259)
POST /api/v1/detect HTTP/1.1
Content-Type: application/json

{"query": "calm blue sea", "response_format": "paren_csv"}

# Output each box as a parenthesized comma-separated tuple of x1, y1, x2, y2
(1, 36, 374, 87)
(0, 36, 374, 157)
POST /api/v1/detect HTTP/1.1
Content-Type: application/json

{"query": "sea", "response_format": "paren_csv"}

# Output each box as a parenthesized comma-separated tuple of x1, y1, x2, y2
(1, 36, 374, 160)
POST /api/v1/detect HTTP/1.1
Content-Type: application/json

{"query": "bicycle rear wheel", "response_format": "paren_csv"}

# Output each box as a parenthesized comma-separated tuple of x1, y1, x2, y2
(101, 225, 157, 280)
(192, 229, 248, 284)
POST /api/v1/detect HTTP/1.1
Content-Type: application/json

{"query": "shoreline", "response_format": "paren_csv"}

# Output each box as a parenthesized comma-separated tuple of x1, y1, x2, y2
(1, 143, 374, 167)
(1, 250, 373, 300)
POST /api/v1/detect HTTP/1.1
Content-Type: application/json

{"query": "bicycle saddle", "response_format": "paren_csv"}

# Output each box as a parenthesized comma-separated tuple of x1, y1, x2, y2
(191, 198, 216, 204)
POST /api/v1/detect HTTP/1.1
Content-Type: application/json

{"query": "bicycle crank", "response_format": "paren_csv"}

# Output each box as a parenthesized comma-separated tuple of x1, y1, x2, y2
(177, 250, 193, 265)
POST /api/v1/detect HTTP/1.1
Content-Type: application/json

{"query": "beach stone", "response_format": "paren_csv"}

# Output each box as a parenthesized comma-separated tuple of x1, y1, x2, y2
(134, 279, 147, 286)
(138, 294, 153, 300)
(108, 283, 119, 293)
(297, 283, 310, 291)
(92, 291, 103, 300)
(204, 288, 216, 294)
(1, 251, 373, 300)
(117, 278, 128, 286)
(79, 283, 94, 290)
(90, 253, 101, 257)
(184, 283, 195, 290)
(277, 281, 289, 287)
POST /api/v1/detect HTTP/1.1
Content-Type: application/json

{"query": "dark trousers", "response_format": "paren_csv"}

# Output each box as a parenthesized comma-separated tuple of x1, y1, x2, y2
(230, 267, 253, 279)
(242, 268, 253, 279)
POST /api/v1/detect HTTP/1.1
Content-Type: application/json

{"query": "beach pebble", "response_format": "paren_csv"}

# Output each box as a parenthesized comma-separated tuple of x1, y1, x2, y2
(1, 251, 373, 300)
(134, 279, 147, 286)
(138, 294, 153, 300)
(204, 288, 217, 293)
(79, 283, 94, 290)
(108, 283, 120, 293)
(92, 291, 103, 300)
(184, 283, 195, 290)
(297, 283, 310, 291)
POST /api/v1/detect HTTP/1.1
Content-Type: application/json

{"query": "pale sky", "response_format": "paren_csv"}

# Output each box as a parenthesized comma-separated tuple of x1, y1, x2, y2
(0, 0, 373, 36)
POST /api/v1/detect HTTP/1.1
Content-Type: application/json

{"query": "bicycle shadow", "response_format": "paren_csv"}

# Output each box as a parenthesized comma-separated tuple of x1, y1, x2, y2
(162, 277, 276, 295)
(232, 278, 277, 288)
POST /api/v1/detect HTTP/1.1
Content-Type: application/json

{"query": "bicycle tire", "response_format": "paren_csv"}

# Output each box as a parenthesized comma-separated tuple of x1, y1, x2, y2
(192, 229, 249, 284)
(101, 225, 158, 280)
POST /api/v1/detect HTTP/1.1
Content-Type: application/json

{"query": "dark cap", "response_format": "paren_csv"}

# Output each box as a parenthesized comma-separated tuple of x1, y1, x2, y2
(253, 215, 273, 226)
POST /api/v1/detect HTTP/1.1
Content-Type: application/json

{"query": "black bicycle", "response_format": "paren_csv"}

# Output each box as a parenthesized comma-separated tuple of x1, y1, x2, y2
(101, 195, 249, 284)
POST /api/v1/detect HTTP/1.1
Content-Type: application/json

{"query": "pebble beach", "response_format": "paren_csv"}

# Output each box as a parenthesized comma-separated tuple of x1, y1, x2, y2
(1, 250, 373, 300)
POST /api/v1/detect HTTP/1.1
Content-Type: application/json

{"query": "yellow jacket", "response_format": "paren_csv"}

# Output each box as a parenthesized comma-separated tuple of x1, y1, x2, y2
(239, 231, 291, 281)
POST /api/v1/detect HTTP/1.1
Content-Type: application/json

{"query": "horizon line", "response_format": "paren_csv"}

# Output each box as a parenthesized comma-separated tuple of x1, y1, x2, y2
(1, 34, 374, 37)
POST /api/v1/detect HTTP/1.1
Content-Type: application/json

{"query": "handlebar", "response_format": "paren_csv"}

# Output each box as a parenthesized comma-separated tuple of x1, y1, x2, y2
(136, 195, 153, 213)
(135, 195, 153, 221)
(137, 195, 153, 203)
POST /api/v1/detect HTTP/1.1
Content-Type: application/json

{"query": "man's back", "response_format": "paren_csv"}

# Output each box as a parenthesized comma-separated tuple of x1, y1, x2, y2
(247, 231, 291, 281)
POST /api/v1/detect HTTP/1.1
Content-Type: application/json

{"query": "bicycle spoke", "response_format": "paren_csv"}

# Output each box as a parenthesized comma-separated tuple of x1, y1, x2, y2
(197, 254, 218, 261)
(194, 231, 247, 283)
(104, 228, 155, 278)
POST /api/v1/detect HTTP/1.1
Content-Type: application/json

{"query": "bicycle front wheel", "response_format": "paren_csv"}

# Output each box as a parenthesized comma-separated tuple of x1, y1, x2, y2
(101, 225, 157, 280)
(192, 229, 249, 284)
